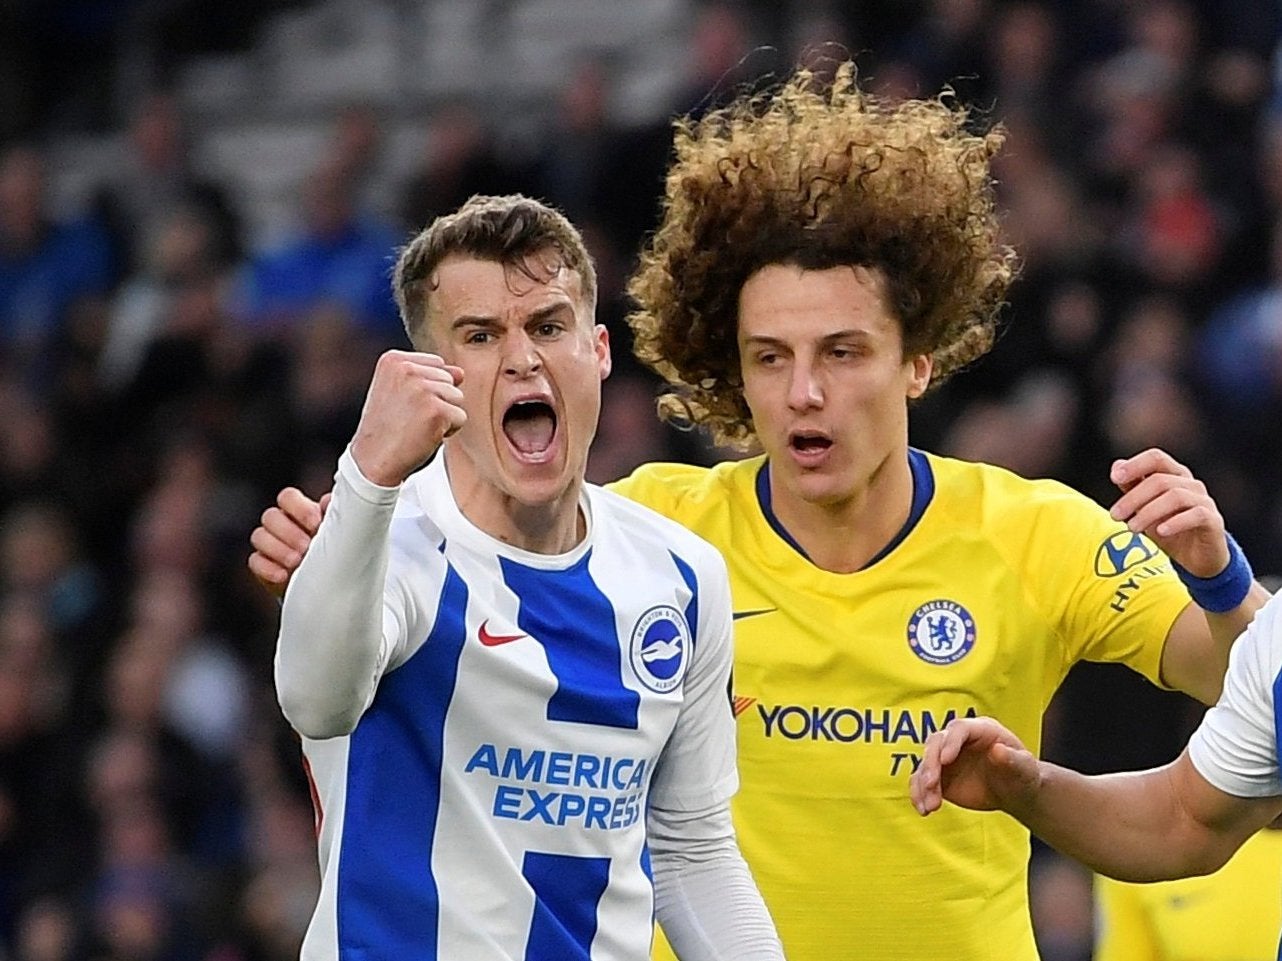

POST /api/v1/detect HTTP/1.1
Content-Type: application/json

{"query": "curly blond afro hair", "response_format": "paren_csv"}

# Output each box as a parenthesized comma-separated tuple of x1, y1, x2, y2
(626, 61, 1018, 448)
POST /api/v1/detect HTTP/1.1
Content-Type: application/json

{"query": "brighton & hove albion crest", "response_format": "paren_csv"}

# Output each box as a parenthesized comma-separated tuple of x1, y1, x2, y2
(907, 599, 976, 665)
(630, 605, 689, 693)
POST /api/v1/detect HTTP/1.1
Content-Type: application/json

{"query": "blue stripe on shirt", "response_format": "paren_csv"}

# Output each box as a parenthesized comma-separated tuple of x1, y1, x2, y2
(502, 550, 640, 730)
(337, 564, 469, 957)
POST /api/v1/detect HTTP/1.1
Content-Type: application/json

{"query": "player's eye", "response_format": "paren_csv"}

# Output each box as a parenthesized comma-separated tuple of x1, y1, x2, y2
(830, 344, 864, 361)
(534, 322, 563, 338)
(465, 330, 492, 345)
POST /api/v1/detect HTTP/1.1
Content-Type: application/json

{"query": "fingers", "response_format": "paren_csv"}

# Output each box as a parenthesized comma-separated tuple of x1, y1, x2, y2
(1110, 468, 1215, 535)
(247, 551, 289, 598)
(911, 731, 948, 814)
(355, 351, 470, 485)
(262, 497, 317, 552)
(1113, 484, 1219, 539)
(912, 720, 982, 815)
(277, 486, 325, 535)
(383, 350, 465, 387)
(1110, 448, 1192, 492)
(911, 717, 1026, 816)
(251, 521, 304, 570)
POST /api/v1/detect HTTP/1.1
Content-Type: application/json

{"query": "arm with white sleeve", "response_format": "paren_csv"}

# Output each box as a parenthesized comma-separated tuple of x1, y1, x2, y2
(647, 551, 784, 961)
(274, 449, 425, 738)
(274, 349, 466, 739)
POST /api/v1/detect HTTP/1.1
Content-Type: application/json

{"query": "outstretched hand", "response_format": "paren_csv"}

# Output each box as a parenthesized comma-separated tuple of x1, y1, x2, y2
(910, 717, 1041, 818)
(1109, 448, 1228, 579)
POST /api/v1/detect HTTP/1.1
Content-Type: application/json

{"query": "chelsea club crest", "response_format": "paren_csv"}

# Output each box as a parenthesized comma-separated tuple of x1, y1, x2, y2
(907, 599, 976, 665)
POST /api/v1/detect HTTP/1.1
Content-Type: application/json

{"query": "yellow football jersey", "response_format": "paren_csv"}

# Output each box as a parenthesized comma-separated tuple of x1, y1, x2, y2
(1094, 829, 1282, 961)
(609, 450, 1192, 961)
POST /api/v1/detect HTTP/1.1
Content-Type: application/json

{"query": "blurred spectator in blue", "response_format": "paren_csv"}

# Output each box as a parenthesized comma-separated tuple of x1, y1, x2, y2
(233, 790, 318, 961)
(0, 145, 116, 365)
(0, 502, 102, 644)
(233, 160, 400, 341)
(1198, 220, 1282, 415)
(84, 800, 205, 961)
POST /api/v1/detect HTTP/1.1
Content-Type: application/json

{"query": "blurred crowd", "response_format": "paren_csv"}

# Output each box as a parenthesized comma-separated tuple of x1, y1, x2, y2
(0, 0, 1280, 958)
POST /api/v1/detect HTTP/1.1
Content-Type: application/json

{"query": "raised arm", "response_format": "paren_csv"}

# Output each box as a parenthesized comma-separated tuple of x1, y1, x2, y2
(275, 350, 465, 738)
(1108, 448, 1269, 704)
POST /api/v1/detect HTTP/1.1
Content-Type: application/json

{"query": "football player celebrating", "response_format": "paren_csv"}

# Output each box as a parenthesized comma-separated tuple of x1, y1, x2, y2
(274, 194, 782, 961)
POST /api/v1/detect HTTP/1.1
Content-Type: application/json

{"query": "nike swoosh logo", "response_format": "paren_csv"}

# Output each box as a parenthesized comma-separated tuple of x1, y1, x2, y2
(478, 620, 527, 646)
(732, 608, 778, 621)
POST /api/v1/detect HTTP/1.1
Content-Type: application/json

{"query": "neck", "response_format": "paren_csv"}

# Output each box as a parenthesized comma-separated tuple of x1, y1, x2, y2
(444, 448, 586, 555)
(769, 450, 915, 574)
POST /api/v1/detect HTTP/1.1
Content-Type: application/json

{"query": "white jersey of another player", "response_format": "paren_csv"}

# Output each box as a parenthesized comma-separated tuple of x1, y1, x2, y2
(1189, 593, 1282, 798)
(277, 450, 739, 961)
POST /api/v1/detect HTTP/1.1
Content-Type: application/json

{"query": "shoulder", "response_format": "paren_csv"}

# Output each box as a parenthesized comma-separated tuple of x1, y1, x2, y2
(926, 451, 1092, 507)
(607, 457, 760, 516)
(924, 451, 1112, 531)
(589, 482, 728, 574)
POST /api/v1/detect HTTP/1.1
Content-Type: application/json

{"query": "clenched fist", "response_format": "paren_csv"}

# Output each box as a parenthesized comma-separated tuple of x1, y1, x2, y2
(350, 350, 466, 487)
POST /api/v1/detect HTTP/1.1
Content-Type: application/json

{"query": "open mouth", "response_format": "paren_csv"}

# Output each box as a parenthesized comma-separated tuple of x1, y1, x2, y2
(502, 400, 558, 457)
(789, 432, 832, 454)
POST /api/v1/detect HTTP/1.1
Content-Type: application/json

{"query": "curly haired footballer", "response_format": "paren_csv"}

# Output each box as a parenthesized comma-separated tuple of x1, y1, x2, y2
(627, 61, 1018, 448)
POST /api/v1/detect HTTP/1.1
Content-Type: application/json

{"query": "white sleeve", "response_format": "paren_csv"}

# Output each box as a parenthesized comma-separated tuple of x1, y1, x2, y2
(648, 551, 739, 811)
(1188, 593, 1282, 798)
(649, 803, 783, 961)
(274, 447, 428, 739)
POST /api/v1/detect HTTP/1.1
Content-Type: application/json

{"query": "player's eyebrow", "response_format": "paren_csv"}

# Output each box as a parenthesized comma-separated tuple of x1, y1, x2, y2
(525, 303, 573, 325)
(451, 313, 499, 330)
(742, 329, 871, 346)
(451, 301, 574, 331)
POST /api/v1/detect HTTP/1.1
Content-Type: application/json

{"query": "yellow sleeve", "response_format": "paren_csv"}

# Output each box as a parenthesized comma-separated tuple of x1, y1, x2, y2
(1093, 875, 1159, 961)
(1011, 480, 1189, 687)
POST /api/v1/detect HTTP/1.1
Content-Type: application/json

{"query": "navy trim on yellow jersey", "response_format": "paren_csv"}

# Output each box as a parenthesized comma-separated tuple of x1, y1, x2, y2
(753, 448, 936, 569)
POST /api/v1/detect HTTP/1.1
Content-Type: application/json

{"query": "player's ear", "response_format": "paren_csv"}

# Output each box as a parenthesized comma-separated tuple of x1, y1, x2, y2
(905, 353, 932, 399)
(595, 324, 612, 381)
